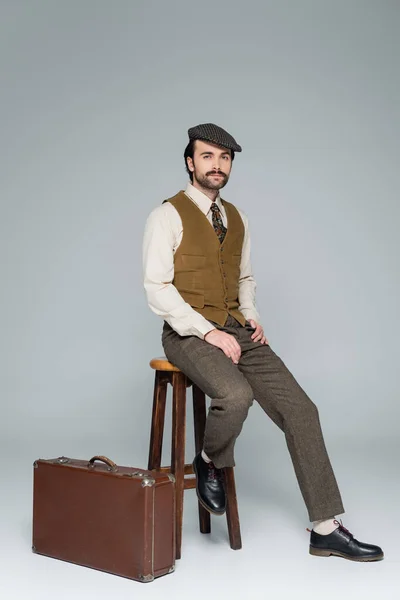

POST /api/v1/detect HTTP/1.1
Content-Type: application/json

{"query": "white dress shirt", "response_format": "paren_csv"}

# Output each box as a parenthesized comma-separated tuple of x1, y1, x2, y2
(142, 182, 261, 339)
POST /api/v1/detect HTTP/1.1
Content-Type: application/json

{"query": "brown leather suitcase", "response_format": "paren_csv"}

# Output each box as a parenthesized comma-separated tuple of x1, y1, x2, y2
(32, 455, 175, 582)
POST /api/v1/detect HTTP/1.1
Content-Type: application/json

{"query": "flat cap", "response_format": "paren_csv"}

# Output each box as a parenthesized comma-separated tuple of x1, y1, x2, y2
(188, 122, 242, 152)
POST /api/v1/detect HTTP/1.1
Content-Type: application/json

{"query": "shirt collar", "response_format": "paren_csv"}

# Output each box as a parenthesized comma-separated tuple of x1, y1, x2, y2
(184, 182, 224, 216)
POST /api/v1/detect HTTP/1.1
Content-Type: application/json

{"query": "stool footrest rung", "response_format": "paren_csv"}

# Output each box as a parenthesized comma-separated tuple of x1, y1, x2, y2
(152, 467, 197, 489)
(183, 478, 196, 490)
(158, 464, 194, 475)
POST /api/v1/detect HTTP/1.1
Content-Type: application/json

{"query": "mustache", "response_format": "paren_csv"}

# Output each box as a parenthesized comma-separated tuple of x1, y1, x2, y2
(207, 171, 226, 177)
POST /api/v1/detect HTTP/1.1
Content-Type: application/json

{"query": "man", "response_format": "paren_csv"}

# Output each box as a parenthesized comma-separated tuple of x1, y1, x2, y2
(142, 122, 383, 561)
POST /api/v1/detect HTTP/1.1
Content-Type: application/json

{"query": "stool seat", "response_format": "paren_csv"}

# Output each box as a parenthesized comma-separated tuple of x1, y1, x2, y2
(149, 357, 181, 372)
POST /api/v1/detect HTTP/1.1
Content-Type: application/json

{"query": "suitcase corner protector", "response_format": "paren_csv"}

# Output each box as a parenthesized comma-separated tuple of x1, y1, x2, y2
(141, 477, 156, 488)
(139, 573, 155, 583)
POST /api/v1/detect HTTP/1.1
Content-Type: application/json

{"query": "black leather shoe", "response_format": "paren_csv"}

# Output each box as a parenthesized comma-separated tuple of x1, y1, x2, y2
(309, 520, 384, 562)
(192, 452, 226, 515)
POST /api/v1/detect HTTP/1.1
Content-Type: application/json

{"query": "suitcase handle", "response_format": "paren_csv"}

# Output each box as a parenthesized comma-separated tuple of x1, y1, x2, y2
(88, 455, 118, 472)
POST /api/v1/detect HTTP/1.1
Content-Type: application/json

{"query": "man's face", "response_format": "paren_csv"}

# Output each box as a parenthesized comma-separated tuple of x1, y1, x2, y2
(187, 140, 232, 190)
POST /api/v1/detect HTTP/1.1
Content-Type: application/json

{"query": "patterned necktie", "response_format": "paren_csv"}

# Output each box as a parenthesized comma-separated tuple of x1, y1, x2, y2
(210, 202, 227, 243)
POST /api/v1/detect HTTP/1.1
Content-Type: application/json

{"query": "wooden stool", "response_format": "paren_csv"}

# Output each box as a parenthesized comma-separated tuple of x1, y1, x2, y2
(148, 356, 242, 560)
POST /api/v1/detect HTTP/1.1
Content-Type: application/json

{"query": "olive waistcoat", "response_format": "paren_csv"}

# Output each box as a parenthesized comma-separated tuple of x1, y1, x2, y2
(163, 190, 246, 327)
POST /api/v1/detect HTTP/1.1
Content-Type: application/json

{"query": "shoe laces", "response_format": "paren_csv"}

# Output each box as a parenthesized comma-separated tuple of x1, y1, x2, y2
(306, 519, 354, 537)
(334, 519, 354, 539)
(207, 462, 223, 482)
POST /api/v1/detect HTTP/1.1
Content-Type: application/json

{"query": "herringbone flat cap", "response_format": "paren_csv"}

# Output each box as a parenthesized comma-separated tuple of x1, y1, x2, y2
(188, 122, 242, 152)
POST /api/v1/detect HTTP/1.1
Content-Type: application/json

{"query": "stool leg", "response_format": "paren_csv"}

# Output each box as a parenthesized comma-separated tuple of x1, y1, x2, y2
(171, 371, 187, 560)
(148, 370, 168, 470)
(224, 467, 242, 550)
(192, 384, 211, 535)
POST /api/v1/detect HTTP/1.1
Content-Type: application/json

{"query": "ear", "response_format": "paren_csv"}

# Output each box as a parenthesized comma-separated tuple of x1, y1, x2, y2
(186, 156, 194, 173)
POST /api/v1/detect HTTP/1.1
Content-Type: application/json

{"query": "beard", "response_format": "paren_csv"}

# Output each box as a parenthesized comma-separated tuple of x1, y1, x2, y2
(194, 168, 229, 190)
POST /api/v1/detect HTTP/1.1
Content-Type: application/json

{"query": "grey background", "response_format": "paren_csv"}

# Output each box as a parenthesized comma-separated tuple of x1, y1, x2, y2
(1, 1, 399, 598)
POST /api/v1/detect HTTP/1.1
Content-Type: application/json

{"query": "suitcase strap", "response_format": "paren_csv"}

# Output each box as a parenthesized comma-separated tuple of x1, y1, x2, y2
(88, 455, 118, 471)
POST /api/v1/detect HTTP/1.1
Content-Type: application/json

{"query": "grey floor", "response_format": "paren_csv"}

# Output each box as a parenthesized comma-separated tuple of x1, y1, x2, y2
(2, 438, 398, 600)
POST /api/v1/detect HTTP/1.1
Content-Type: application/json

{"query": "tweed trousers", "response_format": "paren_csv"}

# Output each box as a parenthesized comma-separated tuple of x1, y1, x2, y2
(161, 314, 345, 522)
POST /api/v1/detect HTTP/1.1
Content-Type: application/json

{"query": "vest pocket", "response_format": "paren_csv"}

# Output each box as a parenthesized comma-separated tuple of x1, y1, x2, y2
(231, 253, 242, 277)
(181, 254, 206, 268)
(181, 291, 205, 308)
(179, 254, 206, 294)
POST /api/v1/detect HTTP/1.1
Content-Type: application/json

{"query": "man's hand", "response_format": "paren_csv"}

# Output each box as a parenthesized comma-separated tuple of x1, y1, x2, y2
(248, 319, 269, 345)
(204, 329, 241, 364)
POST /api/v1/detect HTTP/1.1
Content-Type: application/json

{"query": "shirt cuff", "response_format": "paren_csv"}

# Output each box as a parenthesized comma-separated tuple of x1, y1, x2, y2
(239, 308, 261, 324)
(198, 322, 217, 340)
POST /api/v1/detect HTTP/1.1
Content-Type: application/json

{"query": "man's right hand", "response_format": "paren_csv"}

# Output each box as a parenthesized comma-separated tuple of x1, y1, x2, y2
(204, 329, 241, 364)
